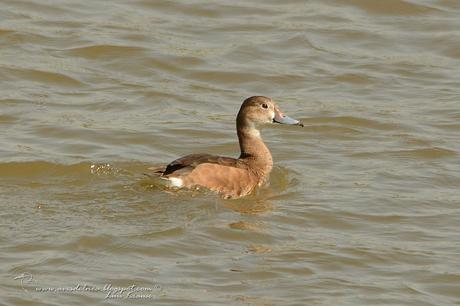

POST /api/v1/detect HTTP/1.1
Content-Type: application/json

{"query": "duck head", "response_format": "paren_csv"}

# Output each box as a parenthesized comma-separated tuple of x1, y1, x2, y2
(237, 96, 304, 129)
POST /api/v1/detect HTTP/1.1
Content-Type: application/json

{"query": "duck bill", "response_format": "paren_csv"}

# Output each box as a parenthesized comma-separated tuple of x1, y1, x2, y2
(273, 106, 304, 127)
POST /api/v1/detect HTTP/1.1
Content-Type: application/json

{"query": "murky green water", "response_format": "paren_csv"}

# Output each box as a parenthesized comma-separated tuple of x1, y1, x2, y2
(1, 0, 460, 305)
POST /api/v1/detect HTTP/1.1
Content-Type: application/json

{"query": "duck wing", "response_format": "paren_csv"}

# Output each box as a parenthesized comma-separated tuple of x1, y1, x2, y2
(151, 153, 239, 177)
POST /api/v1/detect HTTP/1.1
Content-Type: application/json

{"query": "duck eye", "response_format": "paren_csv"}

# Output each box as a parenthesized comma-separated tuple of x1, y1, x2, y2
(261, 103, 268, 109)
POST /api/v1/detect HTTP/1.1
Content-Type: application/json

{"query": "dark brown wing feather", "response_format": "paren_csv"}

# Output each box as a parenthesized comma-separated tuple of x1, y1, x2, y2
(163, 153, 239, 176)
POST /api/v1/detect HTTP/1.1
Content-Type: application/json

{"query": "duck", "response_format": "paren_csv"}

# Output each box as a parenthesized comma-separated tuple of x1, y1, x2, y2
(148, 96, 303, 199)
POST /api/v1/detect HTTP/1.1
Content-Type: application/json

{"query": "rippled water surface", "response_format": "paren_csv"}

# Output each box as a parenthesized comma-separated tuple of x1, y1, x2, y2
(1, 0, 460, 305)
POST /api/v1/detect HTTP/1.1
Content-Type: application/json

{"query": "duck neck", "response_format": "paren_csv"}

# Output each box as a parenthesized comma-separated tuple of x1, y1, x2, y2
(237, 122, 273, 175)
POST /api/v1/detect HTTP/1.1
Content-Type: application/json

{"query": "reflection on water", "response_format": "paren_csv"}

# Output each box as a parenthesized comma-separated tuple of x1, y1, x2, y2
(1, 0, 460, 305)
(223, 198, 274, 215)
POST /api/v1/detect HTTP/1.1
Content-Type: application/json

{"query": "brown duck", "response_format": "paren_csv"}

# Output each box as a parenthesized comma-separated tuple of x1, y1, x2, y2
(148, 96, 303, 199)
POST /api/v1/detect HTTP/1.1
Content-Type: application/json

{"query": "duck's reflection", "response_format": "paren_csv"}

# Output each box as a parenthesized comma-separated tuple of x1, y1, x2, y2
(221, 196, 274, 215)
(220, 190, 274, 233)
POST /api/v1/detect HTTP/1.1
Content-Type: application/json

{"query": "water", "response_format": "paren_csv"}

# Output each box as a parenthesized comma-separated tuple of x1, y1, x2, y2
(1, 0, 460, 305)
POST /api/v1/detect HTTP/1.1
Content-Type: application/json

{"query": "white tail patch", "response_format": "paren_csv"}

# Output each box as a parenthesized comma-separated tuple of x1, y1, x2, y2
(168, 177, 183, 188)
